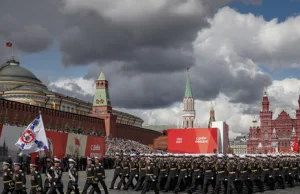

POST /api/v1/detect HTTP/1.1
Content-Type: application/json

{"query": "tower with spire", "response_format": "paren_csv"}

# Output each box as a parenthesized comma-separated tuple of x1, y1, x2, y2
(182, 68, 195, 128)
(259, 80, 272, 137)
(90, 69, 117, 136)
(208, 102, 216, 128)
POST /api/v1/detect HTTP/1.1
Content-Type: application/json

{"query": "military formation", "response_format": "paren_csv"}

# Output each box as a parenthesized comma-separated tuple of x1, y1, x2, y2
(109, 152, 300, 194)
(2, 152, 300, 194)
(1, 156, 108, 194)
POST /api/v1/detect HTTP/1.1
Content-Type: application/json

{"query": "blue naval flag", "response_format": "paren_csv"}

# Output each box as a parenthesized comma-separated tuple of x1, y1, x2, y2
(15, 114, 49, 156)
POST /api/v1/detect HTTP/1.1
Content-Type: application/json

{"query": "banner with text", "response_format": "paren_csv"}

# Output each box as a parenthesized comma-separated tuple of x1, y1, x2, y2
(0, 125, 105, 161)
(167, 128, 218, 153)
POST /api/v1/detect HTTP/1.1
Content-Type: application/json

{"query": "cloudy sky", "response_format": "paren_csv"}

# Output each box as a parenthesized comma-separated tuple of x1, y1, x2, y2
(1, 0, 300, 138)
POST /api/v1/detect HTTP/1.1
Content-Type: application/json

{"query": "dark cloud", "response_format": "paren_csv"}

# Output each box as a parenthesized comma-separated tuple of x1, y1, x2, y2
(0, 0, 63, 57)
(48, 83, 93, 103)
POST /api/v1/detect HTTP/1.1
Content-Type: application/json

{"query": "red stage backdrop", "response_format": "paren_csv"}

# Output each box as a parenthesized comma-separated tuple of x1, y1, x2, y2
(167, 128, 218, 153)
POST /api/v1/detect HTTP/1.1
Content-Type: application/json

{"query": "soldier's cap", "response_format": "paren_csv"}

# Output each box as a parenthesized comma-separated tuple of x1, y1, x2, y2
(87, 157, 94, 161)
(46, 158, 53, 163)
(14, 162, 21, 166)
(217, 154, 224, 159)
(227, 154, 234, 159)
(146, 157, 151, 160)
(68, 158, 76, 163)
(239, 155, 246, 159)
(115, 152, 120, 156)
(54, 158, 60, 163)
(30, 164, 37, 168)
(130, 154, 136, 157)
(94, 156, 100, 160)
(3, 161, 10, 166)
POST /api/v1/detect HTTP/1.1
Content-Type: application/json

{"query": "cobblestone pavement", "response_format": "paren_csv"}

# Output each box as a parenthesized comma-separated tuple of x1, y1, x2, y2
(1, 170, 300, 194)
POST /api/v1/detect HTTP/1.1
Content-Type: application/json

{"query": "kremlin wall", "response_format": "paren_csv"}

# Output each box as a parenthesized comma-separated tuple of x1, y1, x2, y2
(0, 58, 161, 145)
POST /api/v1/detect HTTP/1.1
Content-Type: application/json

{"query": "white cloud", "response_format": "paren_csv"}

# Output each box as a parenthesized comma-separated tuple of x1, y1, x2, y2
(48, 7, 300, 139)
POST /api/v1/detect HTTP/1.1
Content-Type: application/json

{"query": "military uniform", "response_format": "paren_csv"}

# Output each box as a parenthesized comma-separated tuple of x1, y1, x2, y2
(141, 157, 159, 194)
(109, 153, 122, 189)
(1, 162, 14, 194)
(48, 158, 64, 194)
(66, 159, 79, 194)
(135, 155, 147, 191)
(12, 162, 26, 194)
(29, 164, 43, 194)
(44, 159, 54, 194)
(124, 154, 139, 190)
(82, 157, 102, 194)
(116, 155, 130, 190)
(90, 157, 109, 194)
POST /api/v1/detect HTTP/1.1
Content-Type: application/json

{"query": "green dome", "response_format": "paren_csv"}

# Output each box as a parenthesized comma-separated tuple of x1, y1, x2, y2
(0, 59, 44, 85)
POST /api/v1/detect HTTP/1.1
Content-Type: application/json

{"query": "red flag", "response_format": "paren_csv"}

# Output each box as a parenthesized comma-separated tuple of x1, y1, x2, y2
(6, 42, 12, 47)
(293, 136, 299, 152)
(74, 137, 80, 146)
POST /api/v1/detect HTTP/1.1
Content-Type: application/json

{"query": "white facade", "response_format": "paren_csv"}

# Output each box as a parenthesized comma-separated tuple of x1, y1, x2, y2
(211, 121, 229, 154)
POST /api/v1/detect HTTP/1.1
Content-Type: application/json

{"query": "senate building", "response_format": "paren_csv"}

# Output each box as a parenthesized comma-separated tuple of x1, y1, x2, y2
(0, 57, 143, 127)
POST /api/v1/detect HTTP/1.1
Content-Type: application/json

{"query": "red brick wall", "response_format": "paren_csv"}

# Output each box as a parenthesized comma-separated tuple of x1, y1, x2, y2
(115, 123, 161, 145)
(0, 98, 106, 135)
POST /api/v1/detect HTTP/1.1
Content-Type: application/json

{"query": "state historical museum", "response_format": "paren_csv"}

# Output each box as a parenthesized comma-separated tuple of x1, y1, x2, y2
(247, 84, 299, 154)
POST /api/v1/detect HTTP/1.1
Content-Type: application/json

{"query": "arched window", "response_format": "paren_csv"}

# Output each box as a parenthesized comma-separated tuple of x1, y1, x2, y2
(282, 131, 286, 138)
(264, 131, 268, 138)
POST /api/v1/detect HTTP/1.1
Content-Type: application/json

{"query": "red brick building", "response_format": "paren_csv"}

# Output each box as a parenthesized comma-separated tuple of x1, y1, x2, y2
(247, 84, 299, 154)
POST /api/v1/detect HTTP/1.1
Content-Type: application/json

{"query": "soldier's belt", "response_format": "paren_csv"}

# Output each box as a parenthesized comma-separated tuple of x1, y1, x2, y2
(131, 168, 137, 170)
(292, 168, 297, 170)
(97, 173, 102, 175)
(3, 181, 11, 183)
(15, 182, 23, 184)
(229, 172, 236, 174)
(251, 170, 257, 172)
(180, 169, 186, 171)
(123, 167, 129, 169)
(87, 176, 94, 178)
(171, 168, 177, 170)
(263, 169, 269, 171)
(217, 171, 225, 174)
(160, 169, 166, 171)
(116, 167, 121, 168)
(274, 168, 279, 170)
(205, 170, 212, 172)
(240, 171, 247, 173)
(283, 167, 288, 169)
(140, 168, 145, 170)
(31, 185, 39, 188)
(146, 174, 153, 176)
(193, 169, 200, 172)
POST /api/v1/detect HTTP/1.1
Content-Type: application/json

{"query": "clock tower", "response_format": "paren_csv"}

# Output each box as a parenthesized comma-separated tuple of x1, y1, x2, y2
(90, 69, 116, 136)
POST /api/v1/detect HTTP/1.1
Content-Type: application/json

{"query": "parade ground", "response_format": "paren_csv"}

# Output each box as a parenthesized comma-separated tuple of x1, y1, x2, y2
(0, 170, 299, 194)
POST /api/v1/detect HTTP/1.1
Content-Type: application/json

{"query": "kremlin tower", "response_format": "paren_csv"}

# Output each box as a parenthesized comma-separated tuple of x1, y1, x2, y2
(182, 69, 195, 128)
(208, 103, 216, 128)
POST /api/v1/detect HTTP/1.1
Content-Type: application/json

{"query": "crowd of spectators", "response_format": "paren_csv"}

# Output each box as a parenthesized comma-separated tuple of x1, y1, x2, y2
(104, 137, 159, 156)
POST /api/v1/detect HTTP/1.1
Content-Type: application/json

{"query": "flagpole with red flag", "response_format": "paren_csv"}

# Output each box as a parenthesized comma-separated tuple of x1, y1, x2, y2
(5, 42, 13, 57)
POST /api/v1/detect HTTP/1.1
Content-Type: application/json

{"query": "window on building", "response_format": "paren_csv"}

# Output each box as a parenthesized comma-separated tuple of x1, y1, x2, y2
(263, 122, 268, 126)
(264, 131, 268, 138)
(282, 131, 286, 138)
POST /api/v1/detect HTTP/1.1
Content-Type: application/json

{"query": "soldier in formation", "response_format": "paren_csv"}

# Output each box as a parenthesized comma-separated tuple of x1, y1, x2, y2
(109, 153, 300, 194)
(3, 153, 300, 194)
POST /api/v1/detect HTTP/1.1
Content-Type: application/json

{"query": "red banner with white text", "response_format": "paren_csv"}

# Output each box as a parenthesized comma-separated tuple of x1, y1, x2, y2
(85, 136, 105, 158)
(167, 128, 218, 154)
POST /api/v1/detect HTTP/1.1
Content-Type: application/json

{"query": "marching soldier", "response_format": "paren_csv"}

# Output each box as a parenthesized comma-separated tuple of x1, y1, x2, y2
(124, 154, 139, 190)
(226, 155, 238, 194)
(202, 155, 215, 194)
(135, 154, 147, 191)
(66, 158, 79, 194)
(29, 164, 43, 194)
(174, 156, 188, 193)
(116, 154, 130, 190)
(12, 162, 26, 194)
(214, 154, 226, 194)
(109, 153, 122, 189)
(48, 158, 64, 194)
(2, 161, 14, 194)
(89, 156, 109, 194)
(141, 156, 159, 194)
(156, 154, 168, 191)
(163, 155, 177, 192)
(187, 155, 201, 194)
(44, 159, 54, 194)
(82, 157, 102, 194)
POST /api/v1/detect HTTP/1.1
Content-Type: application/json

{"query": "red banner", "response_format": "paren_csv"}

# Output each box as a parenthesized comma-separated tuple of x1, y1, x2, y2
(45, 131, 69, 158)
(85, 136, 105, 158)
(167, 128, 218, 153)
